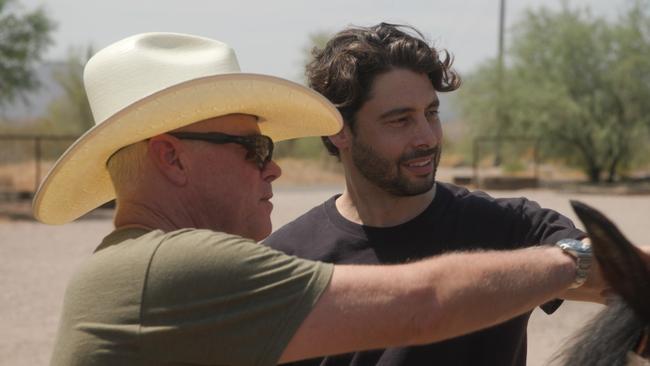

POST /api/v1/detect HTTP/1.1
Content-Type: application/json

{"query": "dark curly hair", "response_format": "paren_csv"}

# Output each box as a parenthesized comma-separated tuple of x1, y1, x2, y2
(306, 22, 461, 157)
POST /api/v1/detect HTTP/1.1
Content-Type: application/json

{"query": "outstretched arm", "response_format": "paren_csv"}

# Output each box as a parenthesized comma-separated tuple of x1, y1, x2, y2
(279, 245, 575, 363)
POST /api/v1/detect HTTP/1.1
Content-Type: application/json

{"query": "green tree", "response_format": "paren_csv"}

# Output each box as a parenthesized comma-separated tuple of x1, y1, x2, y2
(46, 46, 94, 134)
(0, 0, 55, 109)
(458, 1, 650, 182)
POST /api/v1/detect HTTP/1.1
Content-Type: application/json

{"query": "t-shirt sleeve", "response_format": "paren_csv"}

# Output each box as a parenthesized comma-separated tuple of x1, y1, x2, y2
(517, 198, 586, 245)
(139, 229, 334, 366)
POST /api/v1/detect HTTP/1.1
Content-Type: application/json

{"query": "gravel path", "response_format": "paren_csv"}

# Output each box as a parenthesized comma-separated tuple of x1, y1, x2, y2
(1, 185, 648, 365)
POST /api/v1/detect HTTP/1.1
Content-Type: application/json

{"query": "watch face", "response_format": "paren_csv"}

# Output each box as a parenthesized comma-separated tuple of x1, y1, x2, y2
(556, 238, 592, 289)
(557, 238, 590, 253)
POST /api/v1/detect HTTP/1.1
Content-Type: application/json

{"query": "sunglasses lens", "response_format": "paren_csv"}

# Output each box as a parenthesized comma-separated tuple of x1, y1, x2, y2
(244, 136, 273, 169)
(170, 132, 273, 169)
(259, 137, 272, 167)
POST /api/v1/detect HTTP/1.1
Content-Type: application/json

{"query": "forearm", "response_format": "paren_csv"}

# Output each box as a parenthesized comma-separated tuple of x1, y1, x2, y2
(280, 246, 575, 362)
(416, 245, 575, 341)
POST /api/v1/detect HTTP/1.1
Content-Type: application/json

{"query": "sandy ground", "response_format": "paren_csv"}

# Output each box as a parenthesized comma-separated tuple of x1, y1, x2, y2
(1, 183, 649, 365)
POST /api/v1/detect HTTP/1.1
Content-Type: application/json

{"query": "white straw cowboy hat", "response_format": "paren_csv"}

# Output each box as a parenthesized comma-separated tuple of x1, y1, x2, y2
(33, 32, 342, 225)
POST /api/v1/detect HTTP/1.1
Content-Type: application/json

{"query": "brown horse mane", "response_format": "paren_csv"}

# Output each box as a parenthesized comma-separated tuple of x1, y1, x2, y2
(553, 300, 644, 365)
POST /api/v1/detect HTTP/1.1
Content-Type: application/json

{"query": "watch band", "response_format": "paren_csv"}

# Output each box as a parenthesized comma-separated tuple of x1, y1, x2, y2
(556, 238, 592, 289)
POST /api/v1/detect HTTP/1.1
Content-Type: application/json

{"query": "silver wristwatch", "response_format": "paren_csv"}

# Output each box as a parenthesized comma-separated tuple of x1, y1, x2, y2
(555, 239, 592, 289)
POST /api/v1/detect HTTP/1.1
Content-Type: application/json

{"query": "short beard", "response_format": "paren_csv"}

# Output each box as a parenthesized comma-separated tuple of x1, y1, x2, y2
(351, 138, 440, 196)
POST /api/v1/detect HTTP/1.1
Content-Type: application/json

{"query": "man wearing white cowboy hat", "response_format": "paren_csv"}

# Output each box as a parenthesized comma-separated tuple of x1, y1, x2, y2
(37, 32, 607, 366)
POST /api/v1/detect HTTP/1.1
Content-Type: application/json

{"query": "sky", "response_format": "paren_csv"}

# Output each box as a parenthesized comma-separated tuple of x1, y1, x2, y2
(19, 0, 625, 83)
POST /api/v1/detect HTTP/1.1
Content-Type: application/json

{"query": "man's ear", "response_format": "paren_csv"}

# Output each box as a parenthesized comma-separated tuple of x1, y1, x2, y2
(328, 124, 353, 152)
(147, 135, 189, 186)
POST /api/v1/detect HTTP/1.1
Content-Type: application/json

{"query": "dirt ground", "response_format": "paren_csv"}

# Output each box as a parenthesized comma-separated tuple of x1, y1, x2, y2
(1, 182, 649, 365)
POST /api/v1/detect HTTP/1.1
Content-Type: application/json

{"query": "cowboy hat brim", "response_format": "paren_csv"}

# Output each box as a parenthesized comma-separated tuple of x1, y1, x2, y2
(33, 73, 342, 225)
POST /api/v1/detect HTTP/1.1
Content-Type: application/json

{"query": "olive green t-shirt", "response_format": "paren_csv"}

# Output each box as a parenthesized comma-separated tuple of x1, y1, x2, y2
(50, 228, 333, 366)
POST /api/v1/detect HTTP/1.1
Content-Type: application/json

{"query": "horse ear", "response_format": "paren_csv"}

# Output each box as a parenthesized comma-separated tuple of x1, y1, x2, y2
(570, 200, 650, 323)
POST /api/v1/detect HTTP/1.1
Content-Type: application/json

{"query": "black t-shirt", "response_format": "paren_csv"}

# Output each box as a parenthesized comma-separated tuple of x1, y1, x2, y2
(265, 182, 585, 366)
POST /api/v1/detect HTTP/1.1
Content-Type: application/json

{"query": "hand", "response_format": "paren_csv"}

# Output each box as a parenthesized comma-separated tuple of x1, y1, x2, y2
(562, 242, 650, 304)
(560, 239, 611, 304)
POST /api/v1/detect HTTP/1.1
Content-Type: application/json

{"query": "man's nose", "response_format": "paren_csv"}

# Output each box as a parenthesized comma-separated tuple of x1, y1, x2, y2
(262, 159, 282, 182)
(411, 116, 441, 149)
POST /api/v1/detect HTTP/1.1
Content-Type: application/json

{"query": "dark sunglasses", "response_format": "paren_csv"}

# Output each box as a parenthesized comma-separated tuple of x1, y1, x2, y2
(168, 131, 274, 169)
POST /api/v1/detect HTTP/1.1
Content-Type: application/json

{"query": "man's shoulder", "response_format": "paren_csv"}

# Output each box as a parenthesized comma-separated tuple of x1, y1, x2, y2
(143, 227, 332, 301)
(153, 228, 268, 264)
(434, 182, 550, 233)
(104, 227, 252, 255)
(160, 228, 247, 246)
(437, 182, 583, 245)
(437, 182, 537, 211)
(85, 228, 261, 282)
